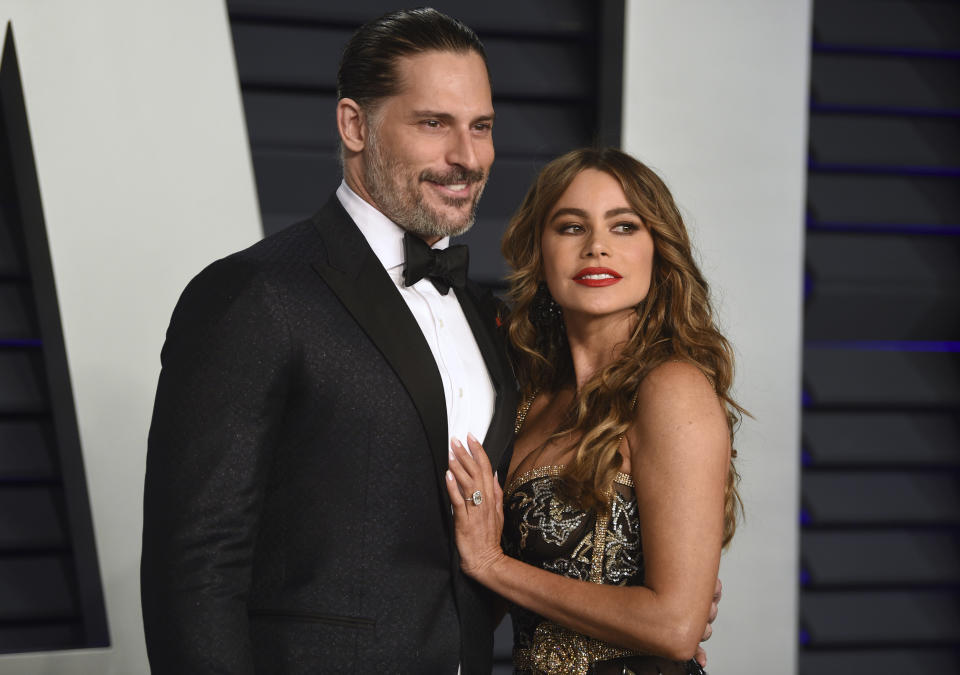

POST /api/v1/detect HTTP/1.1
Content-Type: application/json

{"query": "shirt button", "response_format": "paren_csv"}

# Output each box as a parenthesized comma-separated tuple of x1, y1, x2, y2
(458, 388, 463, 398)
(438, 318, 445, 328)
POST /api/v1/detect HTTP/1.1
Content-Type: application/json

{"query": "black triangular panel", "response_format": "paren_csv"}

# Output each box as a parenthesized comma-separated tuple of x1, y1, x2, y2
(0, 23, 109, 653)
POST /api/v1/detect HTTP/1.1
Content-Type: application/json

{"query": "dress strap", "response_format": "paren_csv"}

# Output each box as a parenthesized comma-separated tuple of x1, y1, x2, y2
(514, 390, 538, 434)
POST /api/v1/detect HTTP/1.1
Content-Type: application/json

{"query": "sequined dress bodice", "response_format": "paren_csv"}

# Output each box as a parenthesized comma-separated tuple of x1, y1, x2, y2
(502, 465, 704, 675)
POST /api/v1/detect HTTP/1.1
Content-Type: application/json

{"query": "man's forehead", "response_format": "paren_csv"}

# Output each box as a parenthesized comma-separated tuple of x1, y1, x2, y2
(391, 50, 492, 103)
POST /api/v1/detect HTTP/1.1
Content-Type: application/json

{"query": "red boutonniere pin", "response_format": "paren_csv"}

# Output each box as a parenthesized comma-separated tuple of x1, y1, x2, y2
(495, 314, 503, 328)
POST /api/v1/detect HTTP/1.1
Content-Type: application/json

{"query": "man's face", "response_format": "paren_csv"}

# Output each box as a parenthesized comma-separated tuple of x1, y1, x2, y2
(361, 50, 495, 241)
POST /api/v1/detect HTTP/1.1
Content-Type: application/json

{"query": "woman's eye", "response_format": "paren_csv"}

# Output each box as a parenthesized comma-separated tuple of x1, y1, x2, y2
(613, 222, 639, 233)
(560, 223, 584, 234)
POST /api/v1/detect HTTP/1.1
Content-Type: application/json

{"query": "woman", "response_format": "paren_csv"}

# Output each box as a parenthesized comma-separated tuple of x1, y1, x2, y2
(445, 148, 742, 675)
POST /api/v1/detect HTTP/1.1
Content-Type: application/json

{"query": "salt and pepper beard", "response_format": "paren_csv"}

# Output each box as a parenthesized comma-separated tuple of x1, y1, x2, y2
(363, 120, 488, 240)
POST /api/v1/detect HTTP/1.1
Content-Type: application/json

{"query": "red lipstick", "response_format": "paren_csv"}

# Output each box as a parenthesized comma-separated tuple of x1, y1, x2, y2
(572, 267, 622, 287)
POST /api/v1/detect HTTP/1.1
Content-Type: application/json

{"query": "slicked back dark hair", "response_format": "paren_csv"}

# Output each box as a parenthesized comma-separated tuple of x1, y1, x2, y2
(337, 7, 489, 112)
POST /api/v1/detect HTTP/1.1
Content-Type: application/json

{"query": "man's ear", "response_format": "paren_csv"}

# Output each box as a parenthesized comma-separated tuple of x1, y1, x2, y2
(337, 98, 367, 153)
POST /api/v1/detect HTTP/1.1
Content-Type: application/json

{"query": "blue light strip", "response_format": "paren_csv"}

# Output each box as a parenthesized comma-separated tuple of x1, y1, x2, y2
(810, 102, 960, 118)
(808, 159, 960, 178)
(812, 42, 960, 60)
(806, 216, 960, 236)
(0, 338, 41, 348)
(806, 340, 960, 353)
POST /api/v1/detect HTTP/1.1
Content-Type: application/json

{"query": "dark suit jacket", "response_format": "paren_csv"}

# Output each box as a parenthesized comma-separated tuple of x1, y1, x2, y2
(141, 195, 518, 674)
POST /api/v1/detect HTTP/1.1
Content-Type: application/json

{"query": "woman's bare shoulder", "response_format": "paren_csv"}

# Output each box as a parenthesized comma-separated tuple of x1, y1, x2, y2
(637, 360, 717, 404)
(632, 361, 728, 452)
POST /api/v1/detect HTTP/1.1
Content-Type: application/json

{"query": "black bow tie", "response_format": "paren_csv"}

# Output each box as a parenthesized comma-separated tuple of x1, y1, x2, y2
(402, 232, 469, 295)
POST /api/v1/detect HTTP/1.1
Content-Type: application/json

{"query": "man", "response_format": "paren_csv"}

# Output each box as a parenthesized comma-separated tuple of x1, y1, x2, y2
(142, 9, 516, 674)
(141, 8, 718, 673)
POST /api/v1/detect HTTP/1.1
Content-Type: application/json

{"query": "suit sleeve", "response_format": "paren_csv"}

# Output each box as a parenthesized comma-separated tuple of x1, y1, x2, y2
(141, 257, 291, 674)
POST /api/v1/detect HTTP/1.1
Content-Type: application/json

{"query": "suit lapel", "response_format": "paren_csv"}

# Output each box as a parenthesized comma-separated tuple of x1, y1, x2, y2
(309, 197, 450, 486)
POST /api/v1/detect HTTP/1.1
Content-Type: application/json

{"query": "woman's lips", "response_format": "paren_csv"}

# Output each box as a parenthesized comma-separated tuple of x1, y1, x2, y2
(573, 267, 622, 287)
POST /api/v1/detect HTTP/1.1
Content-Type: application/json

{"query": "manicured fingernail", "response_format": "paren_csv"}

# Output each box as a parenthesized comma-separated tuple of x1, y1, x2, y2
(467, 432, 478, 444)
(451, 437, 463, 449)
(494, 470, 498, 481)
(446, 470, 453, 481)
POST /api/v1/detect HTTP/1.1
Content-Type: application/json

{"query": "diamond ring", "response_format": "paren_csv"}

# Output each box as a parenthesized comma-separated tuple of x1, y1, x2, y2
(469, 490, 483, 506)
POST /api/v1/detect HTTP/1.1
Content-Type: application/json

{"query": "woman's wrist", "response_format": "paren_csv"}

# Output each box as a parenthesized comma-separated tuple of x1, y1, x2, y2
(465, 547, 508, 586)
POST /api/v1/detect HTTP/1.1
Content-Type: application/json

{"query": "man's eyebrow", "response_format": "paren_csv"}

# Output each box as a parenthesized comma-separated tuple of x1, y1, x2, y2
(412, 110, 454, 120)
(411, 110, 496, 123)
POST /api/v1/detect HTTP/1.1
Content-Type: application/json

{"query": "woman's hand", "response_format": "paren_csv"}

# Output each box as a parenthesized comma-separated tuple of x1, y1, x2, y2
(445, 433, 505, 583)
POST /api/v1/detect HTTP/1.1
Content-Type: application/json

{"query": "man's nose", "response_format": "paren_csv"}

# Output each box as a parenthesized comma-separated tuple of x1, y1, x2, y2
(446, 127, 480, 171)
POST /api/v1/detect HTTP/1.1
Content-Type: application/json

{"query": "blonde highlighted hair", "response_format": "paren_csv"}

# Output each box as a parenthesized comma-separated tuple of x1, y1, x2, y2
(501, 147, 743, 547)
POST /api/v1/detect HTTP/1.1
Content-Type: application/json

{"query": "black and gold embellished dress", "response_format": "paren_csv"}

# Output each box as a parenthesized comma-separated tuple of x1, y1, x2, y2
(502, 464, 707, 675)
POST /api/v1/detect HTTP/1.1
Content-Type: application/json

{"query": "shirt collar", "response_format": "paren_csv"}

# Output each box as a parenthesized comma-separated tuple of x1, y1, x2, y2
(336, 180, 450, 272)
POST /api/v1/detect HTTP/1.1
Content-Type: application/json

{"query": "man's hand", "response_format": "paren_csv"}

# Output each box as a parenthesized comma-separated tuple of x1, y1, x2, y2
(695, 578, 722, 668)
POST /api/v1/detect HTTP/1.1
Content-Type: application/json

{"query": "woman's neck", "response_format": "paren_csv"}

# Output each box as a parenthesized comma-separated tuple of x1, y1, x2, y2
(563, 309, 636, 391)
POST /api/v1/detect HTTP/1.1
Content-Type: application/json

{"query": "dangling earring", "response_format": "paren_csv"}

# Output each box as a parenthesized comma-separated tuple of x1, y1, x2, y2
(530, 282, 566, 351)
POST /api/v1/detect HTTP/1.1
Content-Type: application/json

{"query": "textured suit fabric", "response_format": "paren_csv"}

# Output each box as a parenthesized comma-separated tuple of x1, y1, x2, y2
(141, 195, 517, 674)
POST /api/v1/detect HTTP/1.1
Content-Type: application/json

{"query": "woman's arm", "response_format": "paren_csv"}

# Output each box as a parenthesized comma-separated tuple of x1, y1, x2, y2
(445, 361, 729, 662)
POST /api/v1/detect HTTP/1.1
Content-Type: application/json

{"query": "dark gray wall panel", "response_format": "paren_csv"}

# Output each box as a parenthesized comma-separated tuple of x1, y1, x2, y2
(803, 472, 960, 525)
(232, 23, 346, 90)
(805, 233, 960, 285)
(804, 349, 960, 407)
(0, 421, 55, 479)
(802, 530, 960, 585)
(0, 487, 67, 549)
(804, 411, 960, 465)
(229, 0, 593, 35)
(242, 92, 335, 150)
(0, 622, 84, 653)
(804, 288, 960, 340)
(0, 557, 78, 619)
(813, 0, 960, 49)
(801, 590, 960, 644)
(800, 648, 960, 675)
(233, 23, 592, 100)
(0, 282, 32, 338)
(811, 54, 960, 109)
(808, 174, 960, 226)
(0, 201, 26, 276)
(809, 114, 960, 167)
(0, 351, 45, 412)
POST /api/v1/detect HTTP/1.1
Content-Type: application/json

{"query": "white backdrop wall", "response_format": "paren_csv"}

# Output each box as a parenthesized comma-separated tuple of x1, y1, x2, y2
(0, 1, 261, 673)
(622, 1, 811, 672)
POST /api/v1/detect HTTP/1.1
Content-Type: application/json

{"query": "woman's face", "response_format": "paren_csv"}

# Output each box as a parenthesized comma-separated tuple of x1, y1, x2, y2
(540, 169, 655, 322)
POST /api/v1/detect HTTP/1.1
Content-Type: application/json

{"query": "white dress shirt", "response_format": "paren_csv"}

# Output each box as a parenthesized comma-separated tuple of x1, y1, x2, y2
(336, 180, 496, 449)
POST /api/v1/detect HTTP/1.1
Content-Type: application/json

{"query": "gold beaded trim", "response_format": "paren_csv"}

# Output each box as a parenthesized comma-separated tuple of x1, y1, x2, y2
(589, 489, 612, 584)
(513, 621, 640, 675)
(514, 391, 538, 434)
(505, 465, 633, 498)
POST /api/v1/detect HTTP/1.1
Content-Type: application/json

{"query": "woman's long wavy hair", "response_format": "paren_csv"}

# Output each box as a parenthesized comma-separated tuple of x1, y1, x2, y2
(501, 147, 743, 547)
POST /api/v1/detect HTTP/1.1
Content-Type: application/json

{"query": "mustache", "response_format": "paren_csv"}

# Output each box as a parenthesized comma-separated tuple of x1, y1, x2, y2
(419, 167, 486, 185)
